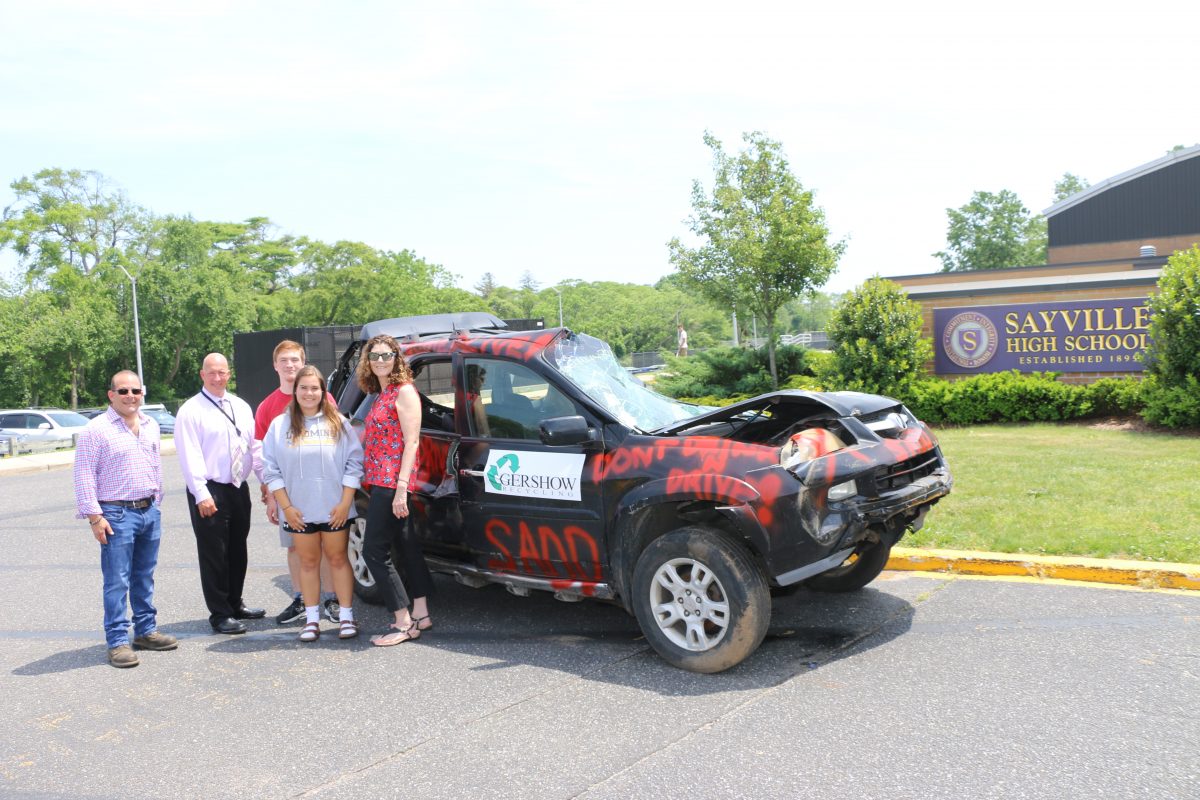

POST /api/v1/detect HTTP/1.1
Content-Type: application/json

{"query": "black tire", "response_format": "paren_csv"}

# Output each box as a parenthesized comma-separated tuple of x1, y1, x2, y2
(805, 539, 892, 593)
(631, 526, 771, 674)
(347, 496, 403, 605)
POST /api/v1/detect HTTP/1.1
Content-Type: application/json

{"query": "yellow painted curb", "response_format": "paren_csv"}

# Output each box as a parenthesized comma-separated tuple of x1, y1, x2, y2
(889, 546, 1200, 591)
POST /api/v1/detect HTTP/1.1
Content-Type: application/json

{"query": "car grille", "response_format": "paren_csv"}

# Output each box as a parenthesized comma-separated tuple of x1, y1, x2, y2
(868, 451, 943, 496)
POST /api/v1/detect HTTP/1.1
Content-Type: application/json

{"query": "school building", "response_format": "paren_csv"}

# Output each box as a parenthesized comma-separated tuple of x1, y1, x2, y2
(890, 144, 1200, 383)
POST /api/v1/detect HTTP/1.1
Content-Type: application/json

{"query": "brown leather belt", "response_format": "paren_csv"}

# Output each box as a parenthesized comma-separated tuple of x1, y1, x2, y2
(99, 497, 154, 509)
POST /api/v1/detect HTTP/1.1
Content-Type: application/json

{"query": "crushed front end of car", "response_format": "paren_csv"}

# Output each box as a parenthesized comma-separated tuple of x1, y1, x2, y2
(654, 390, 953, 588)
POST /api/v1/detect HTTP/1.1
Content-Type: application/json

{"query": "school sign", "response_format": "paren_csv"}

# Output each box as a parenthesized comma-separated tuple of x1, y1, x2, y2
(934, 297, 1149, 374)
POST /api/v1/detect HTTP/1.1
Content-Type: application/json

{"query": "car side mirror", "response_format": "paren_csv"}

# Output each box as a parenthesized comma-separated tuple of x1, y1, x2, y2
(37, 422, 51, 430)
(539, 415, 596, 447)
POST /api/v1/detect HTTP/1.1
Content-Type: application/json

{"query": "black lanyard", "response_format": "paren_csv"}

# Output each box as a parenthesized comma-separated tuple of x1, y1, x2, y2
(201, 390, 242, 437)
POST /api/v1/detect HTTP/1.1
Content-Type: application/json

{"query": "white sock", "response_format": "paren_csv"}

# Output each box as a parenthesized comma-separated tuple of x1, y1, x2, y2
(305, 606, 320, 624)
(339, 606, 354, 622)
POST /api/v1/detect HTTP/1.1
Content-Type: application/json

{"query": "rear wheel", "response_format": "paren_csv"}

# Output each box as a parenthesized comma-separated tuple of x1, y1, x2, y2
(631, 526, 770, 673)
(805, 538, 892, 592)
(347, 511, 384, 604)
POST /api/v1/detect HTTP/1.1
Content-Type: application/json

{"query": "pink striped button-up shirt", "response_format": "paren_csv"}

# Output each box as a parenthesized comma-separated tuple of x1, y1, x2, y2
(73, 407, 163, 518)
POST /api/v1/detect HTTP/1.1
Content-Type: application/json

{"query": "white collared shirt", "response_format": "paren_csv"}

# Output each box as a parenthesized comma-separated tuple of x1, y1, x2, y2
(175, 388, 263, 504)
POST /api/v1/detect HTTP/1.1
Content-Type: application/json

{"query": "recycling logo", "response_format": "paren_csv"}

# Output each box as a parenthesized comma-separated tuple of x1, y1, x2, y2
(487, 453, 520, 490)
(482, 450, 586, 501)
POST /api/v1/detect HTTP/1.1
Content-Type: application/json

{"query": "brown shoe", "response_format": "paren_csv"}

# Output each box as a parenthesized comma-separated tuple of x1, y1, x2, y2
(133, 631, 178, 651)
(108, 645, 140, 668)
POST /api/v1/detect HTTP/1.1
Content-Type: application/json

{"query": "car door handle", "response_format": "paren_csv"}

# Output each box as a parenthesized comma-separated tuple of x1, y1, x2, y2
(460, 468, 486, 478)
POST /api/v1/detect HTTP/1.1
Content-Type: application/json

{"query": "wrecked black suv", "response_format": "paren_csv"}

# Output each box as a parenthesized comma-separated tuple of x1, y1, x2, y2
(328, 313, 952, 673)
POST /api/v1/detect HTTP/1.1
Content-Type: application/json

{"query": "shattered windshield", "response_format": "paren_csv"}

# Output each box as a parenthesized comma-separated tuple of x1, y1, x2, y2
(545, 333, 707, 431)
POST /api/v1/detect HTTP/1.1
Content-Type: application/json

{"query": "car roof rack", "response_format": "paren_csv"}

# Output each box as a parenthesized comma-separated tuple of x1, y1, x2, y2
(358, 312, 509, 343)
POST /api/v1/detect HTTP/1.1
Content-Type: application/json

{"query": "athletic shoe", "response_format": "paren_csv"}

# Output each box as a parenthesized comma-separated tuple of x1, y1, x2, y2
(275, 596, 305, 625)
(323, 597, 340, 623)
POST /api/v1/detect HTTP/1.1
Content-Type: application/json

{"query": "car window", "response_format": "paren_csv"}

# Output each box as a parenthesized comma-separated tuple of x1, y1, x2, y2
(412, 360, 455, 408)
(48, 411, 89, 427)
(465, 358, 581, 440)
(0, 413, 25, 428)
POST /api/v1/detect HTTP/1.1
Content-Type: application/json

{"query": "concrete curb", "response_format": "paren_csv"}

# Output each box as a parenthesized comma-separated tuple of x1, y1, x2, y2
(889, 546, 1200, 591)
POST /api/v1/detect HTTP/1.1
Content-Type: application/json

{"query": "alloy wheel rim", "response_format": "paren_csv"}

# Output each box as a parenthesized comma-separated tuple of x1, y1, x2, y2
(649, 557, 730, 651)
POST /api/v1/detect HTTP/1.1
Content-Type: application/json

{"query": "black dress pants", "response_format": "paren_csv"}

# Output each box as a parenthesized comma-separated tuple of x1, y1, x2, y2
(187, 481, 252, 625)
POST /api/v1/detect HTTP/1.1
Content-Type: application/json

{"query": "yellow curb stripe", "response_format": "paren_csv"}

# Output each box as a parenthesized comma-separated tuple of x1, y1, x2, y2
(883, 570, 1200, 596)
(888, 547, 1200, 591)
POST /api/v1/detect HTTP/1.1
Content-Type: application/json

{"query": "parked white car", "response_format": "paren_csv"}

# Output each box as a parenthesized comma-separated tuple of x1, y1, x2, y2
(0, 408, 91, 449)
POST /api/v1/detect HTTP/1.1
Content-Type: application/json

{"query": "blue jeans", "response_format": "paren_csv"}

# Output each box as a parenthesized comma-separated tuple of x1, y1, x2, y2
(99, 503, 162, 648)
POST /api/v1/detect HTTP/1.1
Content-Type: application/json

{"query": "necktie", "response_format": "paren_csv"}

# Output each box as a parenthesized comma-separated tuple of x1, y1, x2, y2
(227, 400, 245, 487)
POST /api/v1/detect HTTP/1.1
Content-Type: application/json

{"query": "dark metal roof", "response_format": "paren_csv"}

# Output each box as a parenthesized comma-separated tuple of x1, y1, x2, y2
(1043, 145, 1200, 247)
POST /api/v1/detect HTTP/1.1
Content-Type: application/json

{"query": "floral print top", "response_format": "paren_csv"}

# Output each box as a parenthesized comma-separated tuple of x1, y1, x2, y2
(362, 381, 419, 489)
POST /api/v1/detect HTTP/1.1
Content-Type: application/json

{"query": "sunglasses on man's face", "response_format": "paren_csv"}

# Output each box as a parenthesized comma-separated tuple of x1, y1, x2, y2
(113, 388, 143, 396)
(367, 351, 398, 362)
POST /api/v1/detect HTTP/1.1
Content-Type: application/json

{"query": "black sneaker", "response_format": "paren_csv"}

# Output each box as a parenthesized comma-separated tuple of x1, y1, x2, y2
(323, 597, 340, 623)
(275, 596, 305, 625)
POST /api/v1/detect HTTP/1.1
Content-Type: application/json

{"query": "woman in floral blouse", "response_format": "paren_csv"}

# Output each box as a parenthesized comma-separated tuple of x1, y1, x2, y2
(357, 334, 430, 646)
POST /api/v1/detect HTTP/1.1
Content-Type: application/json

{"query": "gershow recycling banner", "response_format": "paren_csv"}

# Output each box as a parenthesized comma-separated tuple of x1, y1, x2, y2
(484, 450, 586, 501)
(934, 297, 1149, 374)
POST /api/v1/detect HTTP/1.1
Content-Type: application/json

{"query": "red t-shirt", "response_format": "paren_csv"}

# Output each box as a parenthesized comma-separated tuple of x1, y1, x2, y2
(254, 388, 337, 441)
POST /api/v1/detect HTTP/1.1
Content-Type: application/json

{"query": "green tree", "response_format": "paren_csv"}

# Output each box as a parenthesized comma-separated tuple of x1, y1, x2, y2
(823, 277, 931, 397)
(516, 271, 540, 318)
(0, 168, 143, 403)
(669, 131, 843, 388)
(132, 217, 262, 395)
(0, 168, 143, 280)
(935, 189, 1046, 272)
(1053, 173, 1090, 203)
(1140, 245, 1200, 428)
(475, 272, 498, 299)
(525, 281, 725, 358)
(781, 291, 839, 332)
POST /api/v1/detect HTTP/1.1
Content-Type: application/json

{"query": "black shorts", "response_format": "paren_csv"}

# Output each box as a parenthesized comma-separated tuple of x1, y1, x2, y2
(282, 521, 351, 535)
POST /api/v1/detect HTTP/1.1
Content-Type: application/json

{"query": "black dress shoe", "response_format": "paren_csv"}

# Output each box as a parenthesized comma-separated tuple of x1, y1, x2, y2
(211, 618, 248, 635)
(234, 605, 266, 620)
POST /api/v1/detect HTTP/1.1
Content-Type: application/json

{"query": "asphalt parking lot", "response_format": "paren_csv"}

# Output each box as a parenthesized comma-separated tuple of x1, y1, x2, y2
(2, 460, 1198, 800)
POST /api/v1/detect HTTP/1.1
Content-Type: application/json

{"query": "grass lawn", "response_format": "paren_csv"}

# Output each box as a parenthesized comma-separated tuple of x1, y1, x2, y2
(904, 422, 1200, 564)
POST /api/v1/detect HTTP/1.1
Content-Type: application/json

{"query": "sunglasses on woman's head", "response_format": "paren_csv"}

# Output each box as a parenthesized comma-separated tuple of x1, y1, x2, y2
(367, 351, 398, 362)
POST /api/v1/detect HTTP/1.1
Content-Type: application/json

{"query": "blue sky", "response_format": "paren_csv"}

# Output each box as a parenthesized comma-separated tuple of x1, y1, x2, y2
(2, 0, 1197, 294)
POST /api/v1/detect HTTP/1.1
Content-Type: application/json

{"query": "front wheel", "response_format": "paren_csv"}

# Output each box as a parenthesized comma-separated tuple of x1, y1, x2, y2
(631, 526, 771, 674)
(805, 538, 892, 593)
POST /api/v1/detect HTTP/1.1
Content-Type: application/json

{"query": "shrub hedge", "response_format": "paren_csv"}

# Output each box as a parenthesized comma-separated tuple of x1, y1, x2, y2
(677, 370, 1151, 426)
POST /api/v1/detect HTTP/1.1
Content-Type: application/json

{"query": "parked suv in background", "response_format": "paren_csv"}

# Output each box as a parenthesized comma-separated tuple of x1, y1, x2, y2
(328, 313, 953, 672)
(0, 408, 91, 449)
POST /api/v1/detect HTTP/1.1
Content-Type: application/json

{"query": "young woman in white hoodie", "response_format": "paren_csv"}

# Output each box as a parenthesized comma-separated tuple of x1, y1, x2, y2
(261, 366, 364, 642)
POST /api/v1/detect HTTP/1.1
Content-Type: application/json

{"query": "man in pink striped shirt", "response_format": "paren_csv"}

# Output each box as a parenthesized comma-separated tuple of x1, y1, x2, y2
(73, 370, 177, 668)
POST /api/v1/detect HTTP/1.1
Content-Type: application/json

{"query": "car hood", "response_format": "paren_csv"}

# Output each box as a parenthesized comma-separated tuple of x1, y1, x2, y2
(651, 390, 902, 435)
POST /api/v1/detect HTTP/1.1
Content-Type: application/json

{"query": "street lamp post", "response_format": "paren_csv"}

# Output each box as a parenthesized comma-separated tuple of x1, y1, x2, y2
(554, 288, 564, 327)
(115, 264, 144, 390)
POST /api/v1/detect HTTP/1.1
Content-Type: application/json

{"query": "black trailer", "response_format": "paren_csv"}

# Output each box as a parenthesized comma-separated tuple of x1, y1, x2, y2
(231, 326, 360, 411)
